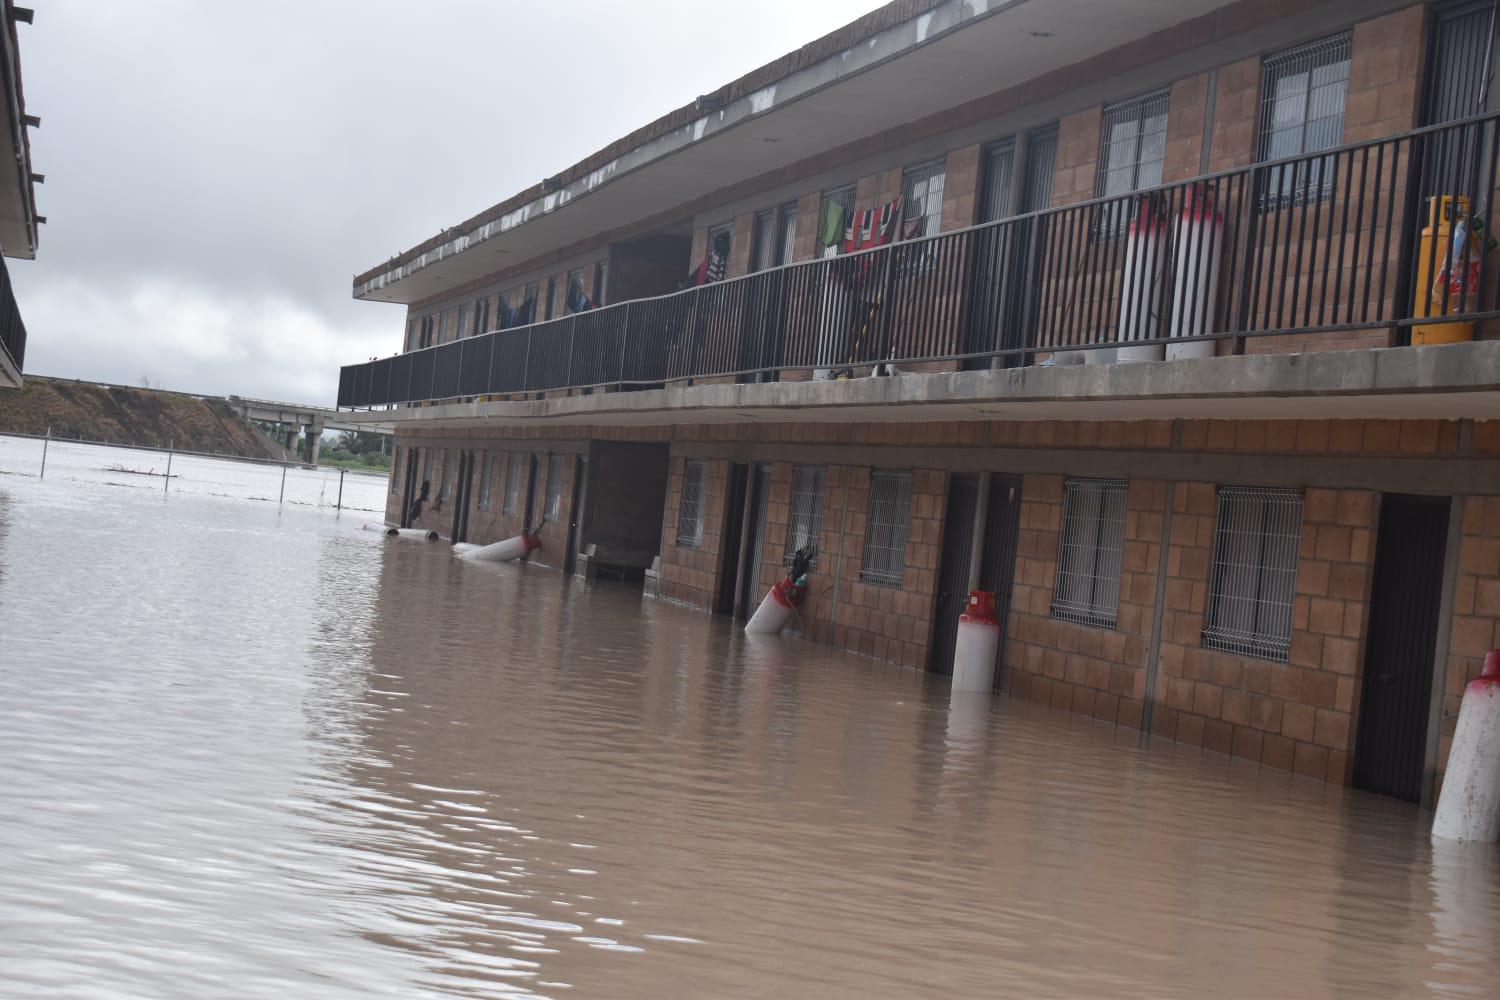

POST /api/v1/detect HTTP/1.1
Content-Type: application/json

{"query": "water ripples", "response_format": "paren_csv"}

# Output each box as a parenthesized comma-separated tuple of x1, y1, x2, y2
(1, 466, 1499, 997)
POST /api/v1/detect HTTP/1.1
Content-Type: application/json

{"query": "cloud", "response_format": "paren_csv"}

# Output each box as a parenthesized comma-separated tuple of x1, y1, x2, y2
(9, 0, 881, 403)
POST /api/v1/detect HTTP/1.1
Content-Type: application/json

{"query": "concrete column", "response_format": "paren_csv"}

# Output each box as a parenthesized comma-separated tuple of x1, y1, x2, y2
(283, 427, 298, 454)
(304, 424, 322, 466)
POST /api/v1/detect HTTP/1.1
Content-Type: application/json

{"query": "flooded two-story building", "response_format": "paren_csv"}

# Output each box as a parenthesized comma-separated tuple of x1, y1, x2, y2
(337, 0, 1500, 808)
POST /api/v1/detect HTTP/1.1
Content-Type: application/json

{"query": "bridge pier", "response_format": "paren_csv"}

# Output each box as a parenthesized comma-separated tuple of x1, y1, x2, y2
(304, 420, 323, 466)
(283, 428, 298, 456)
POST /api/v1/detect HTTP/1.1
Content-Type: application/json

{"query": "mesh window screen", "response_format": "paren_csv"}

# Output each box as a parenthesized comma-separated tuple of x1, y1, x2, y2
(1051, 479, 1129, 628)
(677, 460, 707, 548)
(1202, 487, 1304, 661)
(860, 470, 913, 587)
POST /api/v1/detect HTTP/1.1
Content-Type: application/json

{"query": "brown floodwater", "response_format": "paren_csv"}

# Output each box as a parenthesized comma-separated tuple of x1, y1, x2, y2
(2, 456, 1499, 999)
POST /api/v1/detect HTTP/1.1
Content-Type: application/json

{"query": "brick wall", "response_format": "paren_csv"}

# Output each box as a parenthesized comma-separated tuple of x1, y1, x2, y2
(1050, 106, 1102, 207)
(657, 456, 730, 609)
(1208, 56, 1260, 172)
(1163, 74, 1210, 183)
(1002, 475, 1161, 730)
(940, 144, 982, 231)
(1150, 485, 1376, 783)
(1442, 496, 1500, 776)
(1342, 5, 1426, 145)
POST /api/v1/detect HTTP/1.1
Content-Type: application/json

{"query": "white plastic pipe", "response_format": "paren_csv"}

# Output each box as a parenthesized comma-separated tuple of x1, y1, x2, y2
(451, 542, 483, 555)
(745, 582, 797, 634)
(362, 522, 397, 535)
(460, 532, 540, 563)
(393, 527, 440, 542)
(1433, 651, 1500, 843)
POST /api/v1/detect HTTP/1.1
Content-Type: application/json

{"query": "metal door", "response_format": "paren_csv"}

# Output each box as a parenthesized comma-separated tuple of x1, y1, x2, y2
(1353, 494, 1451, 802)
(978, 474, 1024, 688)
(928, 474, 980, 674)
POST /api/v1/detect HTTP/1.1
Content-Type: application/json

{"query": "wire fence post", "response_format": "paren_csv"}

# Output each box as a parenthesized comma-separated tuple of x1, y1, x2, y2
(279, 463, 287, 505)
(39, 425, 49, 479)
(164, 439, 173, 493)
(336, 467, 345, 511)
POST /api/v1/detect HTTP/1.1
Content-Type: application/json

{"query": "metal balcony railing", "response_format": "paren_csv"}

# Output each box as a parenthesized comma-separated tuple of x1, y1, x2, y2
(0, 253, 25, 378)
(337, 112, 1500, 410)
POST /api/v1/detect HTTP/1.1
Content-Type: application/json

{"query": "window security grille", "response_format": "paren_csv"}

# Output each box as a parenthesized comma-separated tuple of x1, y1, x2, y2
(564, 268, 585, 315)
(1202, 487, 1304, 662)
(677, 461, 707, 547)
(902, 161, 946, 240)
(1259, 32, 1352, 207)
(783, 465, 826, 567)
(861, 470, 913, 587)
(1051, 478, 1129, 628)
(593, 260, 608, 307)
(478, 452, 494, 510)
(1020, 125, 1059, 215)
(1097, 90, 1170, 235)
(546, 454, 566, 521)
(777, 203, 798, 266)
(503, 453, 524, 516)
(753, 208, 779, 273)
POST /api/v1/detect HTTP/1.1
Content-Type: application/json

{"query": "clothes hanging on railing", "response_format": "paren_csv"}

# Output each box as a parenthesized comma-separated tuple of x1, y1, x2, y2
(690, 230, 732, 286)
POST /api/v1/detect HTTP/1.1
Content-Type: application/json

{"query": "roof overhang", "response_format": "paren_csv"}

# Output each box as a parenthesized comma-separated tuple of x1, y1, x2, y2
(0, 1, 37, 259)
(355, 0, 1235, 306)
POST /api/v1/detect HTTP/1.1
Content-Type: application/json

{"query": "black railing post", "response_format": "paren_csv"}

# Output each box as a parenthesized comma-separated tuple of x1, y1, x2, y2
(521, 327, 533, 393)
(1389, 131, 1429, 347)
(486, 332, 498, 396)
(455, 338, 465, 400)
(564, 315, 578, 388)
(685, 286, 703, 384)
(617, 301, 633, 388)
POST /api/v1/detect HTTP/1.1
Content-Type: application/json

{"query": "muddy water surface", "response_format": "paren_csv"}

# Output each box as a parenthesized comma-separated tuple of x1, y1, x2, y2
(1, 458, 1498, 998)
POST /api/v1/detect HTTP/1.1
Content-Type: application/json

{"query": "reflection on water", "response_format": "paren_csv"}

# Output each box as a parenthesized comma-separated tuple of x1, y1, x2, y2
(1, 466, 1498, 999)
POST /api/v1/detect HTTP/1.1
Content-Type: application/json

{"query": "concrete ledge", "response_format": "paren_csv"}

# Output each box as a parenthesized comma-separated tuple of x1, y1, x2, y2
(345, 341, 1500, 429)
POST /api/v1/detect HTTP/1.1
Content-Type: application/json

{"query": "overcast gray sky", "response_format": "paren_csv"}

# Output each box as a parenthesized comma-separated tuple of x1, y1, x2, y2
(11, 0, 878, 403)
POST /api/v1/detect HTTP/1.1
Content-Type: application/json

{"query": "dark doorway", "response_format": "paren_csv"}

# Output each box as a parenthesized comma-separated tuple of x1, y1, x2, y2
(928, 474, 981, 674)
(399, 447, 419, 528)
(1354, 493, 1452, 802)
(734, 464, 771, 619)
(449, 450, 475, 543)
(579, 442, 671, 582)
(715, 463, 751, 615)
(978, 474, 1024, 688)
(523, 453, 539, 530)
(564, 455, 586, 575)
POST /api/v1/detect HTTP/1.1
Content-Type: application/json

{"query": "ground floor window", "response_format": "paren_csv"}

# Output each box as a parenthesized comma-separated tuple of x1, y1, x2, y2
(546, 454, 566, 521)
(1051, 478, 1128, 628)
(860, 470, 912, 587)
(503, 453, 524, 516)
(390, 447, 402, 493)
(478, 452, 494, 511)
(677, 460, 707, 547)
(784, 464, 826, 566)
(1202, 486, 1303, 661)
(439, 449, 454, 502)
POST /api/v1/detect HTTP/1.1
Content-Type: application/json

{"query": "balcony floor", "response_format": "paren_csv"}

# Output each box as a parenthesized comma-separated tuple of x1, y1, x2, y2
(343, 341, 1500, 431)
